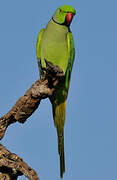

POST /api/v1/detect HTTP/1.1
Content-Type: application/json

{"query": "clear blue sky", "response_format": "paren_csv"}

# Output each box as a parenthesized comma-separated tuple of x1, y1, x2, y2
(0, 0, 117, 180)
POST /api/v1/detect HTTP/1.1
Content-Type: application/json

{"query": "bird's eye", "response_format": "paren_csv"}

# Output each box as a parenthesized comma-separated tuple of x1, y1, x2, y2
(59, 9, 62, 13)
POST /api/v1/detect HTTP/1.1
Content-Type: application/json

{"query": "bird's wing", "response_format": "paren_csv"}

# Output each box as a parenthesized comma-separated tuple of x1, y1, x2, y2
(36, 28, 45, 59)
(36, 28, 45, 76)
(65, 32, 75, 89)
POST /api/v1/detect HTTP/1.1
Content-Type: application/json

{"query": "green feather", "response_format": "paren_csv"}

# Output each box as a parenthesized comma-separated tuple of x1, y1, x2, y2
(65, 32, 75, 89)
(36, 28, 45, 60)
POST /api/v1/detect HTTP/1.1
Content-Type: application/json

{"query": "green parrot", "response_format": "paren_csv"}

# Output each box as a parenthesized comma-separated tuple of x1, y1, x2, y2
(36, 5, 76, 178)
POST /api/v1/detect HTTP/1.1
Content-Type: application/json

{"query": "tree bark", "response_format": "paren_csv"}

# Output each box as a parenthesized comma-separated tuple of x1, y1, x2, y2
(0, 144, 39, 180)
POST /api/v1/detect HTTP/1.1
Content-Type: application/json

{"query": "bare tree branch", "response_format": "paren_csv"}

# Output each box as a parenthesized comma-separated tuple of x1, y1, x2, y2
(0, 144, 39, 180)
(0, 61, 64, 179)
(0, 60, 64, 140)
(0, 78, 50, 140)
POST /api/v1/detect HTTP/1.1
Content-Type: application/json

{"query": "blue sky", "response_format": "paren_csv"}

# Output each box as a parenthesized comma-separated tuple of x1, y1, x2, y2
(0, 0, 117, 179)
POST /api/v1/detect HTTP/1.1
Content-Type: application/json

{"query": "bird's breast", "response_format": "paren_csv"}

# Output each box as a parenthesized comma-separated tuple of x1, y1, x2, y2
(40, 22, 69, 73)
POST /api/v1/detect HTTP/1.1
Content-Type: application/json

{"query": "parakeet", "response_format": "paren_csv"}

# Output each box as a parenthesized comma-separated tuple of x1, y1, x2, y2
(36, 5, 76, 178)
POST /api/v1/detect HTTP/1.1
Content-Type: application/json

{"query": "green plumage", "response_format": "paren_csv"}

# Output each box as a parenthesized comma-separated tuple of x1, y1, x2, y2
(36, 5, 76, 178)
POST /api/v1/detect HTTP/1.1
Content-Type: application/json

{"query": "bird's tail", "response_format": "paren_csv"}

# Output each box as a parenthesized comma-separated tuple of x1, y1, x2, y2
(57, 128, 65, 178)
(52, 100, 66, 178)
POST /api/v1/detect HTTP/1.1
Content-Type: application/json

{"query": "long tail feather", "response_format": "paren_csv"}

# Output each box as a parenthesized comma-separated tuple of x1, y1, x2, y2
(52, 100, 66, 178)
(57, 130, 65, 178)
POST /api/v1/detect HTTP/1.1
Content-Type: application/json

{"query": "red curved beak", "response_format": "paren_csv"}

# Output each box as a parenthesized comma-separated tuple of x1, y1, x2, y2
(66, 12, 73, 25)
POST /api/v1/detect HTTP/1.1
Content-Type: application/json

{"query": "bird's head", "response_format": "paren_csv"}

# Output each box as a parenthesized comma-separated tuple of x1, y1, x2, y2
(52, 5, 76, 26)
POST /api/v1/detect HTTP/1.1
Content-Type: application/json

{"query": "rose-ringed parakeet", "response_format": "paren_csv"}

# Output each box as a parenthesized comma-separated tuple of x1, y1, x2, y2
(36, 5, 76, 178)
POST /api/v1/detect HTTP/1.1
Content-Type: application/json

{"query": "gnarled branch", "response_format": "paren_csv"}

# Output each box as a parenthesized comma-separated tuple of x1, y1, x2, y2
(0, 144, 39, 180)
(0, 61, 64, 140)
